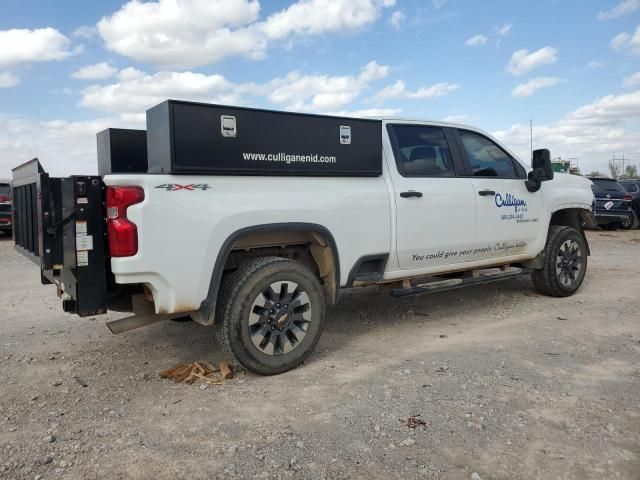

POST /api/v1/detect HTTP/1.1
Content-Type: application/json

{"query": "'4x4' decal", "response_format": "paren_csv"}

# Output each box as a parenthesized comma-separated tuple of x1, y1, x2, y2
(155, 184, 209, 191)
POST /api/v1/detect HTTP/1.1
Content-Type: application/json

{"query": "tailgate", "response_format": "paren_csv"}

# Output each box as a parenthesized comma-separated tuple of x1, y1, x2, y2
(12, 158, 108, 316)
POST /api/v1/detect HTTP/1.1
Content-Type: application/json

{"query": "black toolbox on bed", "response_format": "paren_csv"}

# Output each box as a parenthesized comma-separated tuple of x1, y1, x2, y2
(11, 159, 108, 316)
(146, 100, 383, 176)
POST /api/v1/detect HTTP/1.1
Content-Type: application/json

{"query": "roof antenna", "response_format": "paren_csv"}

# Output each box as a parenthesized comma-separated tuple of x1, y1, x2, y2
(529, 118, 533, 167)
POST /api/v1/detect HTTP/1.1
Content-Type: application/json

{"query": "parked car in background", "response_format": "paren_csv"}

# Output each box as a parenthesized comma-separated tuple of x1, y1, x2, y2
(587, 176, 634, 230)
(620, 179, 640, 229)
(0, 180, 12, 234)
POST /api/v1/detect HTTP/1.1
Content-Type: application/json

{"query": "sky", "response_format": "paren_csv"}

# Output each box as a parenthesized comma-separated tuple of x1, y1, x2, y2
(1, 0, 639, 178)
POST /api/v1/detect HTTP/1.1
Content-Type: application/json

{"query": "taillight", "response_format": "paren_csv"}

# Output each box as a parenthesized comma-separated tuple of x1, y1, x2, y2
(0, 194, 9, 204)
(624, 194, 632, 201)
(106, 186, 144, 257)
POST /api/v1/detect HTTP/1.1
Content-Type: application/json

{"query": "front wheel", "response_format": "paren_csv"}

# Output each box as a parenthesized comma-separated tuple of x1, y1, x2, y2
(214, 256, 326, 375)
(532, 225, 587, 297)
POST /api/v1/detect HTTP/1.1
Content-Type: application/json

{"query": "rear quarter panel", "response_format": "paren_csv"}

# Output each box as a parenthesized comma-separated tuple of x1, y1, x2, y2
(104, 175, 391, 314)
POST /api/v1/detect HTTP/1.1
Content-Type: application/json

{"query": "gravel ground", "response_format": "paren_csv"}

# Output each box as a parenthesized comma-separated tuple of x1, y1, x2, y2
(1, 229, 639, 480)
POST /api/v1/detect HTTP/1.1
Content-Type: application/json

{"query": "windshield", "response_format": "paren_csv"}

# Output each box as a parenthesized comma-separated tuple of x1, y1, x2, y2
(0, 184, 10, 196)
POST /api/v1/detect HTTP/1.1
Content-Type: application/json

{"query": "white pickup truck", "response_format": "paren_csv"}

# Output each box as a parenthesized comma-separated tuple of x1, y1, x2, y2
(12, 100, 595, 375)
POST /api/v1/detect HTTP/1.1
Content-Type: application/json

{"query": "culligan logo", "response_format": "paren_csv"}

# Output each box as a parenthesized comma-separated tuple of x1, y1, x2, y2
(495, 193, 527, 212)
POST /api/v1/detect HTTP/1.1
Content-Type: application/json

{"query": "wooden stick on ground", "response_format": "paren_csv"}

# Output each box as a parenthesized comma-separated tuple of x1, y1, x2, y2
(171, 364, 195, 383)
(159, 363, 187, 379)
(219, 362, 233, 380)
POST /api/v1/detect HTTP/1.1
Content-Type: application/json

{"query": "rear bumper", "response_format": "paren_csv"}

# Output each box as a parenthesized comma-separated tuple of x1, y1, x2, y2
(594, 212, 632, 225)
(0, 212, 11, 231)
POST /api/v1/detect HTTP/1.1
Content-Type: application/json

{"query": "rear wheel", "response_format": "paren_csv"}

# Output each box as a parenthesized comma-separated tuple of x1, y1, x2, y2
(621, 211, 639, 230)
(532, 225, 587, 297)
(214, 256, 326, 375)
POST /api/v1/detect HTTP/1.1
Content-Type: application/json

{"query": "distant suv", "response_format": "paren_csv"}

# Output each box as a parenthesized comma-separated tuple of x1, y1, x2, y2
(620, 180, 640, 229)
(587, 177, 633, 230)
(0, 180, 12, 234)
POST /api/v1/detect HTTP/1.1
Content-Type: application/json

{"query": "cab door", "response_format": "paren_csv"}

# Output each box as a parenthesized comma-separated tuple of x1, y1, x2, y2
(385, 123, 478, 271)
(454, 129, 543, 260)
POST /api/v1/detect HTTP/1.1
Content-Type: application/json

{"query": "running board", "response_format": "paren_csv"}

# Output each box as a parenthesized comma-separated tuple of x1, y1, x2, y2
(391, 267, 532, 298)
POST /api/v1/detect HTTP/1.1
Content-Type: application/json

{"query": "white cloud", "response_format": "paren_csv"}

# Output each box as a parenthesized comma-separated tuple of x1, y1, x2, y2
(432, 0, 448, 9)
(0, 72, 20, 88)
(389, 10, 405, 30)
(494, 90, 640, 172)
(260, 0, 394, 40)
(465, 34, 487, 47)
(512, 77, 563, 97)
(623, 72, 640, 87)
(71, 62, 118, 80)
(98, 0, 395, 69)
(610, 26, 640, 54)
(358, 60, 389, 82)
(73, 25, 97, 39)
(598, 0, 640, 20)
(97, 0, 262, 68)
(117, 67, 146, 82)
(80, 70, 234, 116)
(611, 32, 632, 49)
(495, 23, 513, 37)
(587, 60, 605, 69)
(0, 28, 74, 68)
(0, 115, 140, 178)
(263, 61, 389, 111)
(506, 46, 558, 76)
(571, 90, 640, 123)
(0, 28, 76, 88)
(374, 80, 459, 101)
(79, 61, 389, 117)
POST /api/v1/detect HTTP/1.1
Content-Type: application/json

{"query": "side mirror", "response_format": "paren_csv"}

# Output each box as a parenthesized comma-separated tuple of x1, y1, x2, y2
(525, 149, 554, 192)
(532, 149, 554, 181)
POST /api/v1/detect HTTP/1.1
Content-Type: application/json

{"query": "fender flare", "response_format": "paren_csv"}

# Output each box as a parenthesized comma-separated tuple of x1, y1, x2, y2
(193, 222, 340, 326)
(548, 206, 594, 255)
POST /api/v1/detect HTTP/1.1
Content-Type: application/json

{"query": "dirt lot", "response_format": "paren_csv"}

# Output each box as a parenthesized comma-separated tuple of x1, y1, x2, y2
(1, 230, 639, 480)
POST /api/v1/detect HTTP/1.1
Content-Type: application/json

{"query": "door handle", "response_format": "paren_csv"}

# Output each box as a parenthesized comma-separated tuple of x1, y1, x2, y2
(478, 190, 496, 197)
(400, 191, 423, 198)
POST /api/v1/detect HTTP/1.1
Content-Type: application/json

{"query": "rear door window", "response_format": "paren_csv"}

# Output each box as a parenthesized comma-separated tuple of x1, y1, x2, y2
(388, 125, 456, 177)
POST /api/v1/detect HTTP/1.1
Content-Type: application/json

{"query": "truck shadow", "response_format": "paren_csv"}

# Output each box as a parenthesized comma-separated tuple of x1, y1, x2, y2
(127, 276, 538, 372)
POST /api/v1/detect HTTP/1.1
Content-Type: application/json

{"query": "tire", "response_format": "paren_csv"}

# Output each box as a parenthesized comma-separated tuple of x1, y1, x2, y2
(622, 210, 639, 230)
(531, 225, 587, 297)
(621, 213, 634, 230)
(214, 256, 326, 375)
